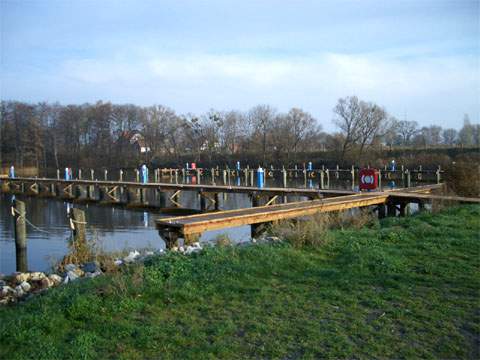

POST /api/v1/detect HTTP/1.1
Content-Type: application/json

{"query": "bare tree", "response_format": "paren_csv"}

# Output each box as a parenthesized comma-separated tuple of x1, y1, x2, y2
(397, 120, 419, 145)
(442, 128, 457, 145)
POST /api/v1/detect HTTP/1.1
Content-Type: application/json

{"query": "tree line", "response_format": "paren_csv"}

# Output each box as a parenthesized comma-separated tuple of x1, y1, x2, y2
(1, 97, 478, 170)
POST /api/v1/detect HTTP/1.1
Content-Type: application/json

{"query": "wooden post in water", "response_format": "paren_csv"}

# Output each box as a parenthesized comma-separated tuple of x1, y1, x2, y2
(104, 169, 108, 181)
(378, 169, 382, 190)
(211, 168, 215, 184)
(182, 168, 186, 183)
(175, 169, 178, 184)
(325, 169, 330, 189)
(336, 164, 339, 179)
(119, 169, 124, 182)
(250, 170, 254, 187)
(436, 166, 441, 184)
(320, 170, 325, 190)
(223, 170, 227, 185)
(406, 169, 411, 188)
(70, 208, 86, 244)
(56, 169, 60, 180)
(196, 168, 201, 185)
(13, 200, 27, 272)
(78, 169, 82, 180)
(90, 169, 94, 180)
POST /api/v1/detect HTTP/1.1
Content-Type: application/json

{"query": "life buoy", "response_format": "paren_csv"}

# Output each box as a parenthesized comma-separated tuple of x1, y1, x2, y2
(387, 172, 392, 179)
(309, 171, 316, 178)
(267, 171, 274, 177)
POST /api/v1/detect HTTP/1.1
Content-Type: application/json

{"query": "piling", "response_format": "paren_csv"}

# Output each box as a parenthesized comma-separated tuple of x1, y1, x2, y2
(104, 169, 108, 181)
(56, 169, 60, 180)
(70, 208, 87, 244)
(320, 170, 325, 189)
(436, 166, 441, 184)
(90, 169, 94, 180)
(78, 169, 82, 180)
(351, 166, 355, 190)
(13, 200, 28, 272)
(119, 169, 124, 182)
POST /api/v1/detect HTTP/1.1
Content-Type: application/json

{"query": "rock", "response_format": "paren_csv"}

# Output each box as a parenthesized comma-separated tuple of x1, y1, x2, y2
(124, 250, 140, 263)
(145, 251, 154, 256)
(15, 286, 24, 297)
(30, 272, 46, 281)
(0, 285, 15, 299)
(171, 247, 178, 252)
(15, 273, 30, 283)
(179, 246, 185, 253)
(64, 264, 77, 272)
(48, 274, 62, 286)
(66, 271, 79, 282)
(20, 281, 31, 292)
(40, 277, 53, 289)
(114, 259, 123, 266)
(81, 262, 99, 273)
(185, 246, 201, 255)
(85, 270, 102, 278)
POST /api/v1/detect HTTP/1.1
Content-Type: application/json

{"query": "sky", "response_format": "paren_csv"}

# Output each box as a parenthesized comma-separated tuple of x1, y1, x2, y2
(0, 0, 478, 132)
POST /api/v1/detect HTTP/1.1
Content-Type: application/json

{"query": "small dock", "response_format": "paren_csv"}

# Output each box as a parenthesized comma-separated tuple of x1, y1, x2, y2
(156, 184, 480, 248)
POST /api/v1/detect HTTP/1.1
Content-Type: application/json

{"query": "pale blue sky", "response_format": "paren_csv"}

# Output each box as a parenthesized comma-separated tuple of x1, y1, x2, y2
(1, 0, 478, 131)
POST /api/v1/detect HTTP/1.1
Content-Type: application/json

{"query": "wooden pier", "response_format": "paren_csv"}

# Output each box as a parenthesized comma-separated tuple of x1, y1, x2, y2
(156, 184, 480, 248)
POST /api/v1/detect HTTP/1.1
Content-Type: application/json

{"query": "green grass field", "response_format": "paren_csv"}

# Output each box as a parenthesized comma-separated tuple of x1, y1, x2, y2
(1, 205, 479, 359)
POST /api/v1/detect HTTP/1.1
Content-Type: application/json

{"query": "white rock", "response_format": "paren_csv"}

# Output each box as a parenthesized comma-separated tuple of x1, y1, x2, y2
(48, 274, 63, 286)
(66, 271, 79, 282)
(145, 251, 154, 256)
(114, 259, 123, 266)
(124, 250, 140, 263)
(171, 246, 178, 252)
(15, 286, 24, 297)
(185, 246, 201, 255)
(30, 272, 46, 281)
(85, 271, 102, 278)
(64, 264, 77, 272)
(15, 273, 30, 283)
(20, 281, 31, 292)
(179, 246, 185, 253)
(0, 286, 14, 298)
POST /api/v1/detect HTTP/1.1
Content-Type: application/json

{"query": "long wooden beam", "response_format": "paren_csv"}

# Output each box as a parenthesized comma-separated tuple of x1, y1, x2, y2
(156, 193, 389, 236)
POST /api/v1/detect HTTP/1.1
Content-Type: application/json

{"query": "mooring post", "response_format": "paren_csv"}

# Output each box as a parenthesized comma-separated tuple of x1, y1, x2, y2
(104, 169, 108, 181)
(70, 208, 87, 244)
(244, 168, 249, 186)
(378, 169, 382, 189)
(175, 169, 178, 184)
(90, 169, 94, 180)
(223, 169, 227, 185)
(227, 168, 231, 185)
(196, 168, 201, 185)
(182, 168, 186, 183)
(119, 169, 124, 182)
(250, 170, 254, 187)
(214, 193, 220, 210)
(211, 168, 215, 184)
(406, 169, 411, 188)
(351, 165, 355, 190)
(78, 169, 82, 180)
(320, 170, 325, 189)
(56, 169, 60, 180)
(13, 199, 28, 272)
(336, 164, 340, 179)
(436, 166, 441, 184)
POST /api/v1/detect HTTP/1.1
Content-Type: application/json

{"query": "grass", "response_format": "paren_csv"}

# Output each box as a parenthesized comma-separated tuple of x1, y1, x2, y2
(1, 205, 479, 359)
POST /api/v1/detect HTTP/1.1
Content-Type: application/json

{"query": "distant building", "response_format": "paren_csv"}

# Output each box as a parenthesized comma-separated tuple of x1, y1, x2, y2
(117, 131, 151, 154)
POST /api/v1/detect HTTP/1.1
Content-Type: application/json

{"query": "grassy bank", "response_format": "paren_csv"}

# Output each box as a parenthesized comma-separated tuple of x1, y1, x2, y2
(1, 205, 479, 359)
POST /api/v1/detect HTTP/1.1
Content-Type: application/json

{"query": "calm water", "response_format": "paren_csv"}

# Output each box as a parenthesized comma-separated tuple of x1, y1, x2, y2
(0, 174, 407, 275)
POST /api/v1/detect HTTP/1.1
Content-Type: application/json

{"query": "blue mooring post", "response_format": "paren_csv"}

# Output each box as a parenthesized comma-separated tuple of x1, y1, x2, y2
(390, 160, 396, 171)
(9, 165, 15, 178)
(64, 167, 71, 181)
(236, 161, 241, 171)
(141, 164, 149, 184)
(257, 166, 265, 188)
(307, 162, 313, 171)
(186, 162, 189, 170)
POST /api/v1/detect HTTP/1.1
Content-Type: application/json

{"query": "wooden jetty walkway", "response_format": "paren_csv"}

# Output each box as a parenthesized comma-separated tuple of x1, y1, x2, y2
(0, 177, 355, 211)
(156, 184, 480, 248)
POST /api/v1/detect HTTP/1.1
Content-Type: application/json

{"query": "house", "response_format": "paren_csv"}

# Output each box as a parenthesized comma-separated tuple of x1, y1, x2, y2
(117, 131, 151, 154)
(129, 133, 151, 153)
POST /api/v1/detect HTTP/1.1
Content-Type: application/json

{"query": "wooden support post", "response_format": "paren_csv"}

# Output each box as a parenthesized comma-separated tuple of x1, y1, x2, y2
(70, 208, 86, 244)
(214, 193, 220, 210)
(184, 233, 200, 246)
(387, 202, 396, 217)
(13, 200, 28, 272)
(158, 190, 166, 208)
(199, 192, 207, 212)
(159, 228, 179, 249)
(377, 204, 386, 219)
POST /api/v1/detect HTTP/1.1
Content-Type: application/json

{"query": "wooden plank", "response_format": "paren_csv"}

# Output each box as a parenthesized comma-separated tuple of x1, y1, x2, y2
(157, 193, 389, 236)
